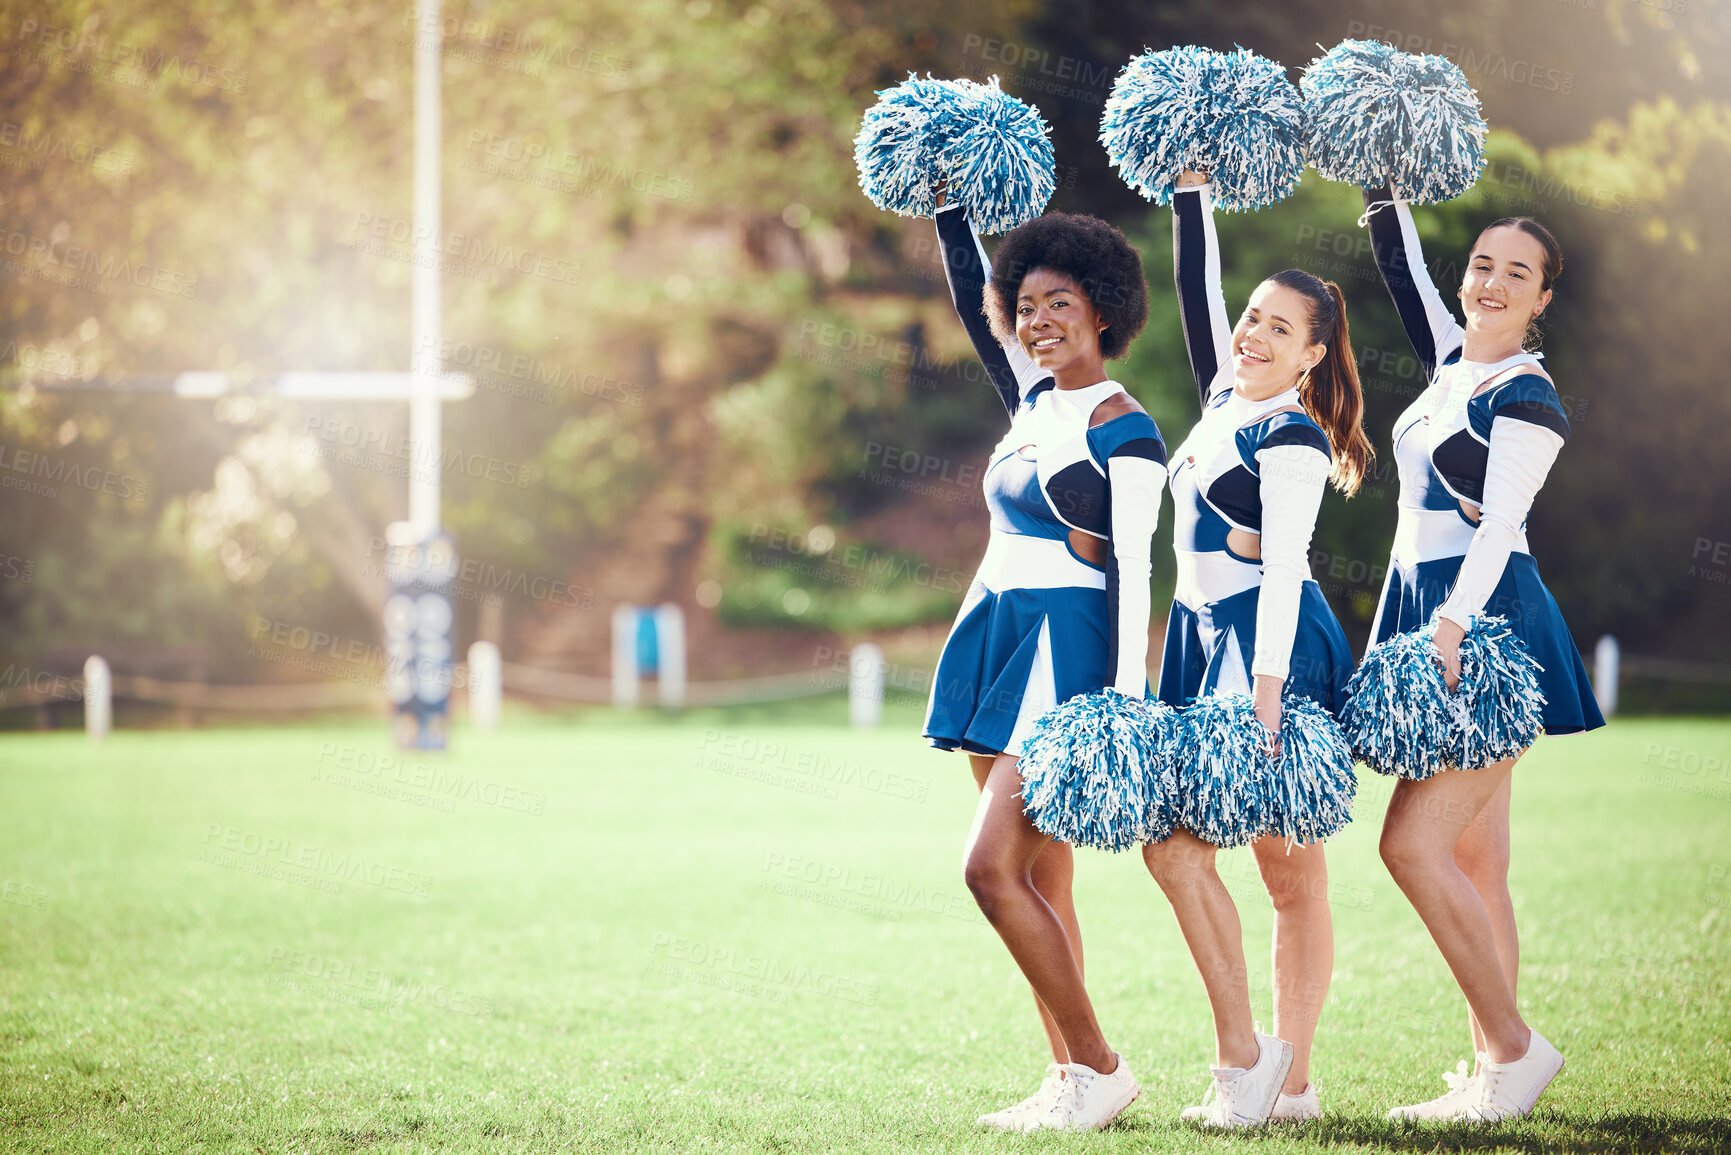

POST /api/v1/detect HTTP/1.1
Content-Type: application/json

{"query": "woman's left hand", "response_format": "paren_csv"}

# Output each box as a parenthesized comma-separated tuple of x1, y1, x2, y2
(1432, 617, 1466, 692)
(1252, 675, 1283, 754)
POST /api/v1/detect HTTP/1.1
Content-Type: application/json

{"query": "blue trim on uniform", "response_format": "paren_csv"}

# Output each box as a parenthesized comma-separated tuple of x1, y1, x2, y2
(1156, 580, 1354, 716)
(1088, 410, 1167, 465)
(1470, 374, 1571, 442)
(1371, 552, 1605, 735)
(1253, 418, 1332, 458)
(924, 583, 1110, 755)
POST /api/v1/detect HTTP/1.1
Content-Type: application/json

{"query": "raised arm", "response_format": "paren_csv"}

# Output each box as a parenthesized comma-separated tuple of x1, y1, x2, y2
(934, 202, 1050, 417)
(1171, 182, 1235, 409)
(1361, 181, 1465, 379)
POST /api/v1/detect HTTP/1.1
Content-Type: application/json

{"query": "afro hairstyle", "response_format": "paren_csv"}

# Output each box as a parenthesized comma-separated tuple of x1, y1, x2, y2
(984, 212, 1149, 361)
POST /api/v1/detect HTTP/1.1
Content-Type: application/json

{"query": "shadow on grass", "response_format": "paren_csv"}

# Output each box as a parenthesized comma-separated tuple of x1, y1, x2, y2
(1109, 1110, 1731, 1153)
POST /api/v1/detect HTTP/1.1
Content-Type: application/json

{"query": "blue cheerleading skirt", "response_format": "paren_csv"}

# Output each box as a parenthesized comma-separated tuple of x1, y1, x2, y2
(924, 534, 1112, 758)
(1370, 551, 1604, 735)
(1157, 580, 1354, 716)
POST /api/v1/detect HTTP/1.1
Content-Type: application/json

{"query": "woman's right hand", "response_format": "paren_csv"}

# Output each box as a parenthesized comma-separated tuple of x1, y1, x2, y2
(932, 177, 946, 209)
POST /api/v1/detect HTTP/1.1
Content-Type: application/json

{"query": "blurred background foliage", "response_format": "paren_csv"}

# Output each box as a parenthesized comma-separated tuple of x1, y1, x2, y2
(1, 0, 1728, 708)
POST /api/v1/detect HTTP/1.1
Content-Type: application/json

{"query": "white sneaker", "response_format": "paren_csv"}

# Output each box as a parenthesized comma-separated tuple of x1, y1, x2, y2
(1470, 1031, 1564, 1122)
(1023, 1053, 1140, 1132)
(1386, 1056, 1484, 1121)
(977, 1064, 1063, 1130)
(1184, 1031, 1294, 1129)
(1270, 1081, 1321, 1122)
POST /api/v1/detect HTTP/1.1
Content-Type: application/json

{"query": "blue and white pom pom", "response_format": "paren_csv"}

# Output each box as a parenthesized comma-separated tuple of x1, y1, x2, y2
(1342, 614, 1547, 779)
(1450, 616, 1548, 770)
(853, 73, 965, 220)
(1174, 694, 1355, 849)
(1018, 690, 1181, 852)
(1099, 45, 1306, 212)
(1300, 39, 1487, 204)
(853, 74, 1054, 233)
(1339, 627, 1456, 780)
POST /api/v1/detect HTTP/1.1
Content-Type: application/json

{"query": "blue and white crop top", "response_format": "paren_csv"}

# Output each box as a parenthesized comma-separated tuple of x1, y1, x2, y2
(1169, 185, 1335, 682)
(1363, 184, 1572, 629)
(935, 204, 1168, 696)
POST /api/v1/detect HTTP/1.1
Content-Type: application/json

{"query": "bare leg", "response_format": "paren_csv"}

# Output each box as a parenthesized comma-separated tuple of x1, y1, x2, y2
(1454, 772, 1517, 1065)
(1251, 836, 1332, 1094)
(964, 753, 1116, 1073)
(1142, 830, 1258, 1070)
(1379, 757, 1529, 1062)
(969, 754, 1082, 1066)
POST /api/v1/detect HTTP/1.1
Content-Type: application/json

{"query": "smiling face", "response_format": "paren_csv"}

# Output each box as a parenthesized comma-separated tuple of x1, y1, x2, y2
(1015, 267, 1107, 376)
(1231, 280, 1325, 396)
(1460, 225, 1553, 343)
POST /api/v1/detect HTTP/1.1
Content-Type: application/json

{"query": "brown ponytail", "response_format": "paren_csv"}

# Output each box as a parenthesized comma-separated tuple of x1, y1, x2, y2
(1266, 269, 1374, 496)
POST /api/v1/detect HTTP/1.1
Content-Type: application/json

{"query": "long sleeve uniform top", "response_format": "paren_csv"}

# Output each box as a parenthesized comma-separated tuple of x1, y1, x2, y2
(935, 203, 1168, 695)
(1169, 184, 1334, 682)
(1360, 184, 1573, 631)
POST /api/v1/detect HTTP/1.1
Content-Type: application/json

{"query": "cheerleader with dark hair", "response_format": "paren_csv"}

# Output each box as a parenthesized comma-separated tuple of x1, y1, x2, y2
(1141, 172, 1372, 1129)
(1356, 180, 1604, 1122)
(923, 187, 1164, 1132)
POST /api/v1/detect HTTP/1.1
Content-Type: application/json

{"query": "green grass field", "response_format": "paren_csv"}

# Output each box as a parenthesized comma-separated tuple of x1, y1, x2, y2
(1, 708, 1728, 1152)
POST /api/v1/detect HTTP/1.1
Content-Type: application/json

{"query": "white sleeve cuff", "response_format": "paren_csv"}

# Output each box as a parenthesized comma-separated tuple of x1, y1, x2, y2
(1249, 444, 1330, 682)
(1436, 418, 1564, 628)
(1107, 455, 1167, 697)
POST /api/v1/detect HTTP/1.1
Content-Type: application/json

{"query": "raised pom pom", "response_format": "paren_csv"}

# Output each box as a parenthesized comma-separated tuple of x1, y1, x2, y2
(1172, 694, 1355, 849)
(1342, 614, 1548, 779)
(1451, 616, 1547, 769)
(853, 75, 1054, 233)
(1099, 45, 1306, 212)
(1300, 39, 1487, 204)
(1018, 690, 1181, 852)
(853, 73, 965, 220)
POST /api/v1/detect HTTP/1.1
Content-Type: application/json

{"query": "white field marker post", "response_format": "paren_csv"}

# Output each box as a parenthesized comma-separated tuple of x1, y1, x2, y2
(83, 655, 111, 740)
(468, 640, 501, 730)
(849, 643, 885, 728)
(611, 606, 640, 708)
(654, 604, 686, 710)
(410, 0, 443, 536)
(1594, 634, 1619, 718)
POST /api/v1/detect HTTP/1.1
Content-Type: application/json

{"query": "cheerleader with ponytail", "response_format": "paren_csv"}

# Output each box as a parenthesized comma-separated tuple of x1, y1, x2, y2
(1302, 36, 1603, 1124)
(1138, 170, 1368, 1129)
